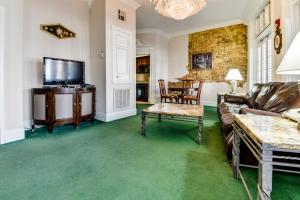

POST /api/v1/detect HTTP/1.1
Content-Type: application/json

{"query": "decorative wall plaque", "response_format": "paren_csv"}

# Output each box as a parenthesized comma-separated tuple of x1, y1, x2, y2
(274, 19, 282, 55)
(41, 24, 76, 39)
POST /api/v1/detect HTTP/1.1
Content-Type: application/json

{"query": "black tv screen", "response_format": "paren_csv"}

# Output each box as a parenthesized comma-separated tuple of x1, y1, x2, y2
(43, 57, 85, 85)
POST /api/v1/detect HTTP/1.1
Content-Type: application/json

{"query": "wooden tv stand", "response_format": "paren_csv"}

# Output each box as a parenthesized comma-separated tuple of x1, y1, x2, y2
(32, 86, 96, 133)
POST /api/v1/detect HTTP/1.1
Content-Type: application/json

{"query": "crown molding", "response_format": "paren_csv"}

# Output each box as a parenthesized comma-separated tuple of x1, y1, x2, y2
(137, 19, 247, 39)
(120, 0, 141, 10)
(168, 19, 247, 38)
(137, 28, 170, 39)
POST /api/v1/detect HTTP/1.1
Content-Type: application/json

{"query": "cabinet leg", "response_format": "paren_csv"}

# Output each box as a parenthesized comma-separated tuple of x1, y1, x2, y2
(31, 123, 36, 133)
(48, 125, 54, 134)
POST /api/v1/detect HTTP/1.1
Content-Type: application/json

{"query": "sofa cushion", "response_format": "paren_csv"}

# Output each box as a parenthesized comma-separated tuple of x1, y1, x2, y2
(221, 102, 248, 114)
(254, 82, 284, 109)
(263, 82, 300, 113)
(244, 83, 263, 108)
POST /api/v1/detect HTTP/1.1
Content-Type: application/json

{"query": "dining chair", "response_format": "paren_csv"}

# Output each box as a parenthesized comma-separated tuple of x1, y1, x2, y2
(158, 79, 179, 103)
(183, 81, 204, 105)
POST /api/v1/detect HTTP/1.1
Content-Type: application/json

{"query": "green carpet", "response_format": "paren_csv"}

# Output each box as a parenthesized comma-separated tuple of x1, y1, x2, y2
(0, 105, 299, 200)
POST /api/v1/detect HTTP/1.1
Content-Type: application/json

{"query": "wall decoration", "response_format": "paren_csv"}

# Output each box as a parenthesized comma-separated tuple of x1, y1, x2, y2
(191, 53, 213, 70)
(274, 19, 282, 55)
(41, 24, 76, 39)
(186, 24, 248, 83)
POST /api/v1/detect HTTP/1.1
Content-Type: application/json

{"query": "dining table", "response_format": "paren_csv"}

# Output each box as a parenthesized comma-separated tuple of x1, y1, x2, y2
(168, 78, 198, 103)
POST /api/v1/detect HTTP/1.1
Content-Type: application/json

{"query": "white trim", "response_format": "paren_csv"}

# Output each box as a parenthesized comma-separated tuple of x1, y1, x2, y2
(136, 47, 158, 104)
(137, 29, 170, 39)
(98, 109, 137, 122)
(96, 112, 106, 122)
(1, 129, 25, 145)
(168, 19, 246, 38)
(112, 25, 133, 84)
(137, 19, 247, 39)
(0, 6, 5, 144)
(120, 0, 141, 10)
(200, 100, 217, 107)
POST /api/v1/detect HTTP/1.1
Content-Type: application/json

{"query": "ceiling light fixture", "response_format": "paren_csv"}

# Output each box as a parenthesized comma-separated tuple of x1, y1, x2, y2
(150, 0, 207, 20)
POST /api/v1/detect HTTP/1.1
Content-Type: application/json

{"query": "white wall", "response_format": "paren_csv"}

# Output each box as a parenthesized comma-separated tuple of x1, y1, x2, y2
(137, 31, 169, 103)
(104, 0, 138, 121)
(90, 0, 106, 120)
(168, 35, 189, 81)
(0, 0, 24, 144)
(167, 34, 238, 106)
(23, 0, 91, 129)
(245, 0, 300, 83)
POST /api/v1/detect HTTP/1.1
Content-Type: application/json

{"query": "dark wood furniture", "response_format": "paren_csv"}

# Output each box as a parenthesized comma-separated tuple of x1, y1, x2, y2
(32, 86, 96, 133)
(136, 83, 149, 102)
(183, 81, 204, 104)
(158, 79, 178, 103)
(136, 56, 150, 73)
(141, 103, 204, 144)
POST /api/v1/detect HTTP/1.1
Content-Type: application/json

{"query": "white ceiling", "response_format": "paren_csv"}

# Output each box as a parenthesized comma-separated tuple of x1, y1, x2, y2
(135, 0, 250, 36)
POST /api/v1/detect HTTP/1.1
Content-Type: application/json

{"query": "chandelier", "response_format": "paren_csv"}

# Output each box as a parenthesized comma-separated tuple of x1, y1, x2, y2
(150, 0, 207, 20)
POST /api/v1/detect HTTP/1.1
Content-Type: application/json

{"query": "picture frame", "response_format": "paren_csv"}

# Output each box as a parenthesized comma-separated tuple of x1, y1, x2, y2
(191, 52, 213, 70)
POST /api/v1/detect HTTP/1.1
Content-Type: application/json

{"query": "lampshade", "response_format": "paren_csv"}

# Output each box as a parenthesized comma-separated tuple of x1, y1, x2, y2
(277, 32, 300, 75)
(225, 69, 243, 81)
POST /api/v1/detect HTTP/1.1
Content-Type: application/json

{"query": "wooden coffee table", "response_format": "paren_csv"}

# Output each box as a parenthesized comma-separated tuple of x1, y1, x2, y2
(141, 103, 204, 144)
(232, 114, 300, 200)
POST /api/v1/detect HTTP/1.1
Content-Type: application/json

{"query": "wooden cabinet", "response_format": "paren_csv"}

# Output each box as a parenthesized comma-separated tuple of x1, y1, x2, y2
(136, 56, 150, 73)
(32, 87, 96, 133)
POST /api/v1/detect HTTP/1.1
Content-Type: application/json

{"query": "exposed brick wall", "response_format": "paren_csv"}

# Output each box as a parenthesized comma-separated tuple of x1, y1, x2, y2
(184, 24, 248, 84)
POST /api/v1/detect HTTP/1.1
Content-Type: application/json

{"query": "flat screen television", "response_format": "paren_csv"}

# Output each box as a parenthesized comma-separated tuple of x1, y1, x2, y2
(43, 57, 85, 85)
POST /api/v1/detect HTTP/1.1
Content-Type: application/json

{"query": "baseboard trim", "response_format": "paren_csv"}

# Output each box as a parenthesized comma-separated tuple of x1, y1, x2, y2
(96, 112, 106, 122)
(1, 128, 25, 144)
(97, 108, 137, 122)
(201, 100, 217, 107)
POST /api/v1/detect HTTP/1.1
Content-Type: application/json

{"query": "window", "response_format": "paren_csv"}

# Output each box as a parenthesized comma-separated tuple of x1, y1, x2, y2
(256, 35, 273, 83)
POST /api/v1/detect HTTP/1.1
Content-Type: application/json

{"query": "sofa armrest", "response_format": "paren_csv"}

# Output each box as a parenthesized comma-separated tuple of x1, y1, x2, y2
(240, 108, 281, 116)
(224, 94, 246, 104)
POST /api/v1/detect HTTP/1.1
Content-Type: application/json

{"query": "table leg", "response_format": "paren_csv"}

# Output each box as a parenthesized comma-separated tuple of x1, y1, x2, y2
(232, 128, 241, 179)
(257, 150, 273, 200)
(158, 114, 162, 122)
(141, 112, 146, 136)
(198, 116, 203, 144)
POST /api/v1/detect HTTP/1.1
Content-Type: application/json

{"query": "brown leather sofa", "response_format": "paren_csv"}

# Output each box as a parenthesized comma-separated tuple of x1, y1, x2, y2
(218, 82, 300, 164)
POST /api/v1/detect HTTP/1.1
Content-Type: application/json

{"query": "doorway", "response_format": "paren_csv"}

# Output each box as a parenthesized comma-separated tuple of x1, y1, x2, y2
(136, 55, 150, 103)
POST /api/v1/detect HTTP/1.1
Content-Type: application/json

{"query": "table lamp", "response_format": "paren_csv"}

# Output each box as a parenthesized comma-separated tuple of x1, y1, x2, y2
(276, 32, 300, 130)
(225, 69, 243, 94)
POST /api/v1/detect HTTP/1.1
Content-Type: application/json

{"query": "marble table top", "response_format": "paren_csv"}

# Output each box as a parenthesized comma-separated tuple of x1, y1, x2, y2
(143, 103, 204, 117)
(234, 114, 300, 150)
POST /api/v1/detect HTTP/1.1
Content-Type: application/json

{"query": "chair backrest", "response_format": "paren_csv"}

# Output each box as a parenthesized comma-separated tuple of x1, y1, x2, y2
(158, 79, 166, 96)
(196, 81, 204, 104)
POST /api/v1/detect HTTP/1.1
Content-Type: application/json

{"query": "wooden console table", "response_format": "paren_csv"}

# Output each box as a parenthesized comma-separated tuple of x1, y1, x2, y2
(232, 114, 300, 200)
(32, 87, 96, 133)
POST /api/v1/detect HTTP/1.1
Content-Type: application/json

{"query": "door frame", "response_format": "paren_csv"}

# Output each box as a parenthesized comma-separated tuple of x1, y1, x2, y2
(0, 6, 5, 142)
(136, 47, 156, 104)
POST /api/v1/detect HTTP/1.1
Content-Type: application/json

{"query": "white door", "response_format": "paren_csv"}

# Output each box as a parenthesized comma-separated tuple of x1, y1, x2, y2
(112, 26, 132, 84)
(0, 6, 5, 143)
